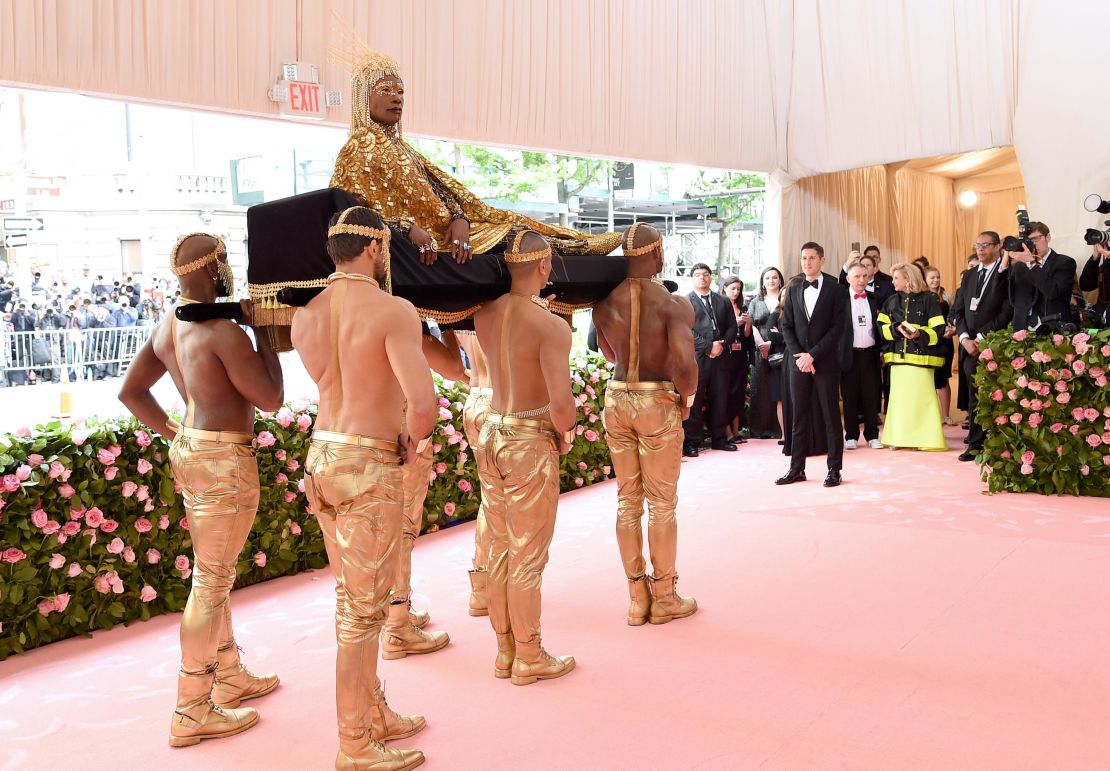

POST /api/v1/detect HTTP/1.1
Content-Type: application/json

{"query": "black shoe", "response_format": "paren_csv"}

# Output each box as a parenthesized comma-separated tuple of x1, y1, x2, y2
(823, 470, 842, 487)
(683, 443, 700, 458)
(711, 441, 738, 451)
(958, 450, 978, 462)
(776, 439, 786, 446)
(775, 470, 806, 485)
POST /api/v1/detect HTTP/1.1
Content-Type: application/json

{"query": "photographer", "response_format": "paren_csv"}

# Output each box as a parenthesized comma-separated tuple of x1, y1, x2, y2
(1078, 242, 1110, 325)
(1003, 221, 1076, 330)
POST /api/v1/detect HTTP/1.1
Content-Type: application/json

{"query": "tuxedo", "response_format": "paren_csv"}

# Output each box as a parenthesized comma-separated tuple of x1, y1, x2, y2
(781, 273, 849, 472)
(839, 290, 882, 442)
(839, 267, 896, 307)
(1008, 249, 1076, 329)
(1079, 253, 1110, 320)
(951, 259, 1012, 451)
(683, 290, 739, 447)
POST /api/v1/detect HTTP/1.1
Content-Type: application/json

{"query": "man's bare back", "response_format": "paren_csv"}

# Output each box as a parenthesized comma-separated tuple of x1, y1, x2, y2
(593, 280, 696, 385)
(458, 332, 491, 389)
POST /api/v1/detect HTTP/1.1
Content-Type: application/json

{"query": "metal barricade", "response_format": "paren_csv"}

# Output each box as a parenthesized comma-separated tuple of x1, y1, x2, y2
(0, 326, 154, 385)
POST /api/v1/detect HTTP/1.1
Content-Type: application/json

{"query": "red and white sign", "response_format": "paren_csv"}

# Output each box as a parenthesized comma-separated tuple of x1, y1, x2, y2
(271, 61, 327, 121)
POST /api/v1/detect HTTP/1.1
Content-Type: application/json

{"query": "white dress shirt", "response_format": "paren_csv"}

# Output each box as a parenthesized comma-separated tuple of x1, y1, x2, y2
(849, 292, 875, 348)
(802, 275, 822, 317)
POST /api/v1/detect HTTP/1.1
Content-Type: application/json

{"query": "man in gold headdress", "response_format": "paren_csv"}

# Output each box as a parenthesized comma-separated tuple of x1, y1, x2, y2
(473, 230, 577, 686)
(292, 206, 434, 770)
(592, 224, 699, 626)
(330, 48, 621, 261)
(119, 234, 284, 747)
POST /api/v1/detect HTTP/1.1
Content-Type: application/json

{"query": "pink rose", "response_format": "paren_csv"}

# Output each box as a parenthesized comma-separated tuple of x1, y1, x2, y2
(1030, 400, 1043, 412)
(283, 491, 296, 503)
(1000, 450, 1012, 459)
(123, 547, 135, 563)
(37, 599, 54, 617)
(1008, 413, 1022, 425)
(1081, 465, 1090, 477)
(121, 481, 138, 498)
(292, 398, 310, 412)
(296, 414, 312, 433)
(1072, 332, 1091, 346)
(69, 507, 85, 520)
(104, 466, 118, 480)
(136, 459, 153, 474)
(1020, 451, 1035, 465)
(459, 439, 468, 451)
(275, 449, 287, 461)
(15, 465, 32, 482)
(135, 430, 152, 447)
(603, 465, 612, 476)
(576, 425, 585, 436)
(1069, 424, 1080, 435)
(67, 562, 82, 577)
(100, 518, 119, 533)
(1085, 408, 1099, 421)
(584, 430, 600, 442)
(1039, 385, 1051, 397)
(1015, 375, 1029, 388)
(1011, 329, 1027, 342)
(62, 521, 80, 536)
(147, 548, 161, 564)
(85, 507, 104, 527)
(180, 517, 189, 530)
(1104, 455, 1110, 467)
(1052, 334, 1065, 346)
(180, 567, 192, 581)
(106, 537, 125, 554)
(1060, 369, 1073, 381)
(443, 423, 456, 437)
(1091, 368, 1106, 380)
(42, 520, 60, 535)
(158, 515, 170, 530)
(297, 479, 305, 493)
(438, 406, 453, 421)
(1007, 389, 1019, 400)
(1097, 376, 1108, 388)
(1028, 413, 1043, 428)
(2, 547, 26, 563)
(458, 479, 472, 493)
(140, 585, 158, 603)
(1074, 360, 1087, 375)
(70, 428, 89, 446)
(434, 462, 448, 475)
(275, 472, 289, 484)
(291, 522, 302, 536)
(97, 448, 116, 465)
(1104, 432, 1110, 444)
(438, 396, 450, 408)
(1019, 463, 1034, 476)
(994, 416, 1008, 426)
(256, 431, 276, 448)
(58, 483, 75, 499)
(174, 555, 190, 571)
(1102, 344, 1110, 357)
(978, 348, 994, 361)
(93, 574, 111, 594)
(427, 470, 436, 483)
(574, 477, 585, 487)
(1056, 392, 1071, 404)
(53, 593, 71, 613)
(444, 502, 456, 516)
(432, 443, 442, 454)
(275, 407, 294, 427)
(136, 485, 149, 502)
(458, 451, 469, 464)
(286, 459, 300, 472)
(1072, 407, 1086, 421)
(1087, 434, 1103, 447)
(27, 453, 44, 466)
(31, 508, 48, 528)
(109, 445, 122, 458)
(986, 361, 998, 371)
(447, 432, 461, 446)
(49, 553, 65, 569)
(2, 474, 19, 492)
(254, 551, 267, 567)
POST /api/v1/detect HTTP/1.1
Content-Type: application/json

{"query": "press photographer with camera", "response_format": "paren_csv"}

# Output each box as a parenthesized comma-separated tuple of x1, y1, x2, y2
(1079, 242, 1110, 327)
(1001, 218, 1076, 330)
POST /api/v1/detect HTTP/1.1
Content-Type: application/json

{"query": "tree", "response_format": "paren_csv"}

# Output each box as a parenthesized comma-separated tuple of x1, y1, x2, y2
(693, 171, 765, 273)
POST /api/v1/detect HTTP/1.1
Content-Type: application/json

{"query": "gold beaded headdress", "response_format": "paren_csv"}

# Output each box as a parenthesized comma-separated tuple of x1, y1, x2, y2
(170, 233, 226, 276)
(328, 13, 403, 133)
(503, 230, 552, 264)
(327, 207, 392, 292)
(622, 223, 662, 257)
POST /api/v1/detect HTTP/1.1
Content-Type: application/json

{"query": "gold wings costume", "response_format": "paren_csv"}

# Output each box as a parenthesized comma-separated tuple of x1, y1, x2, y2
(328, 45, 621, 257)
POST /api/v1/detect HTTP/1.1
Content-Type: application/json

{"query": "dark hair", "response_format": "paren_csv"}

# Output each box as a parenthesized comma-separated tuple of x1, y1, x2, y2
(979, 230, 1000, 245)
(966, 253, 979, 264)
(721, 275, 741, 288)
(1027, 221, 1050, 237)
(326, 207, 388, 264)
(690, 262, 712, 276)
(913, 256, 930, 268)
(800, 241, 824, 258)
(863, 245, 880, 256)
(757, 266, 785, 298)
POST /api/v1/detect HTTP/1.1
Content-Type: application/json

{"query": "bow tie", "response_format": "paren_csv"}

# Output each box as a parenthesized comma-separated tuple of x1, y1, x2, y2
(804, 279, 819, 289)
(853, 292, 867, 299)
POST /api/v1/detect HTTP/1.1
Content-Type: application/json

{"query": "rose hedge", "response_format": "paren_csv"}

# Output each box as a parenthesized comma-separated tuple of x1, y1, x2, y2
(973, 328, 1110, 496)
(0, 350, 617, 659)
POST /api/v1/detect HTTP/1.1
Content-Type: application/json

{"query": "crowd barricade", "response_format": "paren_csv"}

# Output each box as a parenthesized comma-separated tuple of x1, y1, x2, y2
(0, 327, 153, 384)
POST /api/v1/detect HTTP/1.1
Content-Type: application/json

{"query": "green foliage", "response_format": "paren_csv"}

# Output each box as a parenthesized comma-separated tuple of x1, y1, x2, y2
(696, 170, 766, 225)
(0, 352, 618, 659)
(972, 328, 1110, 496)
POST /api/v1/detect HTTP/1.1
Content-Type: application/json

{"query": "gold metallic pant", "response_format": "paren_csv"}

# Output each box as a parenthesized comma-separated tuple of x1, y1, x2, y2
(478, 415, 560, 644)
(168, 427, 258, 675)
(602, 382, 683, 580)
(393, 441, 435, 602)
(462, 389, 493, 571)
(304, 433, 403, 740)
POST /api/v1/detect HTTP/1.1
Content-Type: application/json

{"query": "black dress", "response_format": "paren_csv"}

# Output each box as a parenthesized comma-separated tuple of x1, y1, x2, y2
(748, 296, 784, 438)
(933, 297, 956, 390)
(724, 304, 753, 429)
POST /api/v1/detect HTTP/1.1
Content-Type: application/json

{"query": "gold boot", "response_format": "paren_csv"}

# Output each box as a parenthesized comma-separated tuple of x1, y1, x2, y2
(211, 641, 280, 708)
(468, 569, 489, 617)
(369, 683, 426, 743)
(648, 573, 697, 625)
(336, 733, 425, 771)
(407, 600, 430, 630)
(627, 575, 651, 626)
(510, 638, 575, 686)
(494, 632, 515, 679)
(381, 602, 449, 660)
(169, 668, 259, 748)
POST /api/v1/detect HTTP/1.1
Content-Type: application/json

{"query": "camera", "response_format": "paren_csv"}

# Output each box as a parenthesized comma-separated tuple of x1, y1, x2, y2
(1083, 194, 1110, 245)
(1002, 205, 1034, 253)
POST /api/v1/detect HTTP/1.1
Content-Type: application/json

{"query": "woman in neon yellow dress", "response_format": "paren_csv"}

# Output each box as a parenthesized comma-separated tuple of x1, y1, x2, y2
(878, 263, 948, 450)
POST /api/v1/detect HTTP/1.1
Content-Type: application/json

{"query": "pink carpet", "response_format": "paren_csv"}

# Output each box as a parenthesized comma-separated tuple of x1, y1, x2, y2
(3, 428, 1109, 770)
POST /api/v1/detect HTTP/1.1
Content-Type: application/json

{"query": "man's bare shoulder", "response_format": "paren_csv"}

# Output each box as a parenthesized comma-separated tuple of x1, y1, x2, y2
(661, 291, 695, 324)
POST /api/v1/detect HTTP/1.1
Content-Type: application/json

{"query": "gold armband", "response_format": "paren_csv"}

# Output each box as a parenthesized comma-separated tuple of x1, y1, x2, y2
(415, 436, 431, 455)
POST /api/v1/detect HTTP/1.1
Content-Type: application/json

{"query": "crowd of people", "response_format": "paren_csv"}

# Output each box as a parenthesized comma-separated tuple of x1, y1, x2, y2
(677, 230, 1110, 478)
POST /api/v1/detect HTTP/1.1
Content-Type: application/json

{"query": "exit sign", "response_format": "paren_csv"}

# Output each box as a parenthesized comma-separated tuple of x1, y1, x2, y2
(281, 80, 324, 119)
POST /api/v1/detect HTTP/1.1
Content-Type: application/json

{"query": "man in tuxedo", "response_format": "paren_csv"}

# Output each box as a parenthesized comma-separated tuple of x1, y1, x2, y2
(840, 261, 883, 450)
(952, 231, 1013, 462)
(777, 242, 849, 487)
(839, 245, 895, 307)
(1005, 221, 1076, 330)
(682, 263, 738, 457)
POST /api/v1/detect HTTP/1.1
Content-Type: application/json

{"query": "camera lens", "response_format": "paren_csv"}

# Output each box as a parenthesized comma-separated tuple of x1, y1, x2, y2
(1084, 228, 1110, 245)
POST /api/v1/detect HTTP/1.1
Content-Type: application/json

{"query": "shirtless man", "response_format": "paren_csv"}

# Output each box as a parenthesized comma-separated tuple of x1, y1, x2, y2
(119, 233, 284, 747)
(457, 331, 493, 616)
(592, 224, 699, 625)
(473, 230, 577, 686)
(381, 331, 462, 659)
(291, 206, 435, 770)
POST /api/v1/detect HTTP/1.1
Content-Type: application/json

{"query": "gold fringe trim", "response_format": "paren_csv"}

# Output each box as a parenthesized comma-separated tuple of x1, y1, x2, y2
(249, 279, 328, 302)
(415, 305, 482, 325)
(253, 305, 300, 326)
(548, 300, 594, 315)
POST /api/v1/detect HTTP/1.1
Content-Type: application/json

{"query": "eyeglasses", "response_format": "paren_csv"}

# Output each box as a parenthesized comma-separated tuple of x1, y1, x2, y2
(973, 242, 998, 249)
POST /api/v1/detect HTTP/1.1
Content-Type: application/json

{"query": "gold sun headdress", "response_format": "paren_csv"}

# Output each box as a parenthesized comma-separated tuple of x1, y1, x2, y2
(328, 13, 403, 134)
(503, 230, 552, 264)
(622, 223, 662, 257)
(328, 206, 392, 292)
(170, 233, 234, 295)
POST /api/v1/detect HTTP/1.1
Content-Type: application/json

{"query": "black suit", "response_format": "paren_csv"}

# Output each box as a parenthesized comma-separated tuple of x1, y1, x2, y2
(839, 268, 896, 307)
(839, 291, 882, 442)
(1079, 253, 1110, 321)
(781, 274, 849, 472)
(952, 260, 1012, 451)
(683, 290, 738, 446)
(1008, 249, 1076, 329)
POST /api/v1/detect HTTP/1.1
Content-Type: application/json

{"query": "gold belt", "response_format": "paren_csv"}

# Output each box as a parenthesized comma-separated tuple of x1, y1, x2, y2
(608, 380, 676, 392)
(485, 413, 556, 433)
(179, 426, 253, 445)
(311, 430, 400, 453)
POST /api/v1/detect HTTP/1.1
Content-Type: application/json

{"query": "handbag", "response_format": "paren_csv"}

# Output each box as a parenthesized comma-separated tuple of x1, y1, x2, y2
(767, 352, 785, 369)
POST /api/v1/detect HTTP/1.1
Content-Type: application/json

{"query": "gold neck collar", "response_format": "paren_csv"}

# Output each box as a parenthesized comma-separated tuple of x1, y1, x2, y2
(327, 271, 380, 288)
